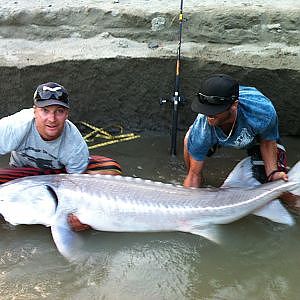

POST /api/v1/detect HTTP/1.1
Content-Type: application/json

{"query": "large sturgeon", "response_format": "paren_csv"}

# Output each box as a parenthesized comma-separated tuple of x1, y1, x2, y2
(0, 157, 299, 260)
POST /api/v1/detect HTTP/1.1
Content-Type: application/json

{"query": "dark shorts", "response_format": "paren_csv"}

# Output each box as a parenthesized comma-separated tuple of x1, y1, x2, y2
(247, 143, 288, 183)
(206, 142, 288, 184)
(0, 155, 122, 184)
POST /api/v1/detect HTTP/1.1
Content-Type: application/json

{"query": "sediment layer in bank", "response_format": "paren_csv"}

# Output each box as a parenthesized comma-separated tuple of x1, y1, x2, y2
(0, 1, 299, 135)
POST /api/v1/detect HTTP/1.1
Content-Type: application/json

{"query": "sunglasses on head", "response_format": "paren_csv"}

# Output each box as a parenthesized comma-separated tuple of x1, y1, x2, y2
(35, 86, 69, 103)
(197, 92, 237, 105)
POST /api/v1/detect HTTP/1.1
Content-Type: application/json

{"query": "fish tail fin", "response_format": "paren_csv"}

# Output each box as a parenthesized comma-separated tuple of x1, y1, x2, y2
(287, 161, 300, 195)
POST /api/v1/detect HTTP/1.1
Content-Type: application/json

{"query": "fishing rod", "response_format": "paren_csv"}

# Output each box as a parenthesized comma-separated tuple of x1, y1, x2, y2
(160, 0, 185, 156)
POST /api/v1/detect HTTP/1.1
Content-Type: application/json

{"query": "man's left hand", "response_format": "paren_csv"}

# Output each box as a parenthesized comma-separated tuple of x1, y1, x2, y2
(269, 171, 288, 182)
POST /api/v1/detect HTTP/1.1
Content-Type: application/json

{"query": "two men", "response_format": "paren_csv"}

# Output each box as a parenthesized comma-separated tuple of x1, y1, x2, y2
(0, 76, 297, 231)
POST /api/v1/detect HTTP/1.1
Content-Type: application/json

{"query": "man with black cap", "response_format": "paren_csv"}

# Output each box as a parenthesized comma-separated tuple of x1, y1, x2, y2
(0, 82, 121, 230)
(184, 74, 289, 189)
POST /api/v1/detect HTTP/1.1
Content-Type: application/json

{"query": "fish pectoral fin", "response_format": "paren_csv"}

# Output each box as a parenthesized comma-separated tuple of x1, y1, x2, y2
(253, 199, 294, 226)
(51, 219, 84, 262)
(189, 225, 221, 244)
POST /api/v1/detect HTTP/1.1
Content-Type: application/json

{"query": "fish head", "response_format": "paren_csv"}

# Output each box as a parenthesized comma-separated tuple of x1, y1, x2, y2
(0, 179, 57, 226)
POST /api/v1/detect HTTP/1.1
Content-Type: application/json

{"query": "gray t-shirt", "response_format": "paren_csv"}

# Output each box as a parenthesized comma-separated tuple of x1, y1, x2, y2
(0, 108, 89, 173)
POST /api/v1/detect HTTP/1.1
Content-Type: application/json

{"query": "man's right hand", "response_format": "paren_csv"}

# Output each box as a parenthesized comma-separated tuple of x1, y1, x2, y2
(67, 214, 91, 231)
(183, 158, 205, 188)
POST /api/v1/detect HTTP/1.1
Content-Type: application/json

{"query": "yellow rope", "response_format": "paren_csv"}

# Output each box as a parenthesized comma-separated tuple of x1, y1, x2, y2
(81, 121, 113, 138)
(80, 121, 141, 149)
(88, 135, 140, 149)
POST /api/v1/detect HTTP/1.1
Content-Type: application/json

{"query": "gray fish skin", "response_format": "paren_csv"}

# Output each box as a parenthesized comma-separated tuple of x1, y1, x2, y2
(0, 160, 299, 231)
(0, 157, 299, 260)
(56, 174, 296, 231)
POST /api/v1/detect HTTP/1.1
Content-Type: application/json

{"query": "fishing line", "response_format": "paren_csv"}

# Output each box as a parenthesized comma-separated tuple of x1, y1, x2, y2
(160, 0, 186, 156)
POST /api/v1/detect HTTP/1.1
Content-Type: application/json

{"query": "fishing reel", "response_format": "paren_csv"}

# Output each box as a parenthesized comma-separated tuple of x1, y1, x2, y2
(159, 94, 186, 106)
(159, 93, 186, 156)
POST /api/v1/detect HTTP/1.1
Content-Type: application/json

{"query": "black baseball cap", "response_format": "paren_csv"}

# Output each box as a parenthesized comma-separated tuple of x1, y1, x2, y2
(191, 74, 239, 115)
(33, 82, 70, 108)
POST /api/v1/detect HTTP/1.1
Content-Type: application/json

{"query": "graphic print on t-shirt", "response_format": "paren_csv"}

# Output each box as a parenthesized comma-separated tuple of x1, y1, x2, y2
(233, 127, 254, 148)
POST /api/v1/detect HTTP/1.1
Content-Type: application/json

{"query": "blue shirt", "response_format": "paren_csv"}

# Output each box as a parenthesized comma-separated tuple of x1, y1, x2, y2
(187, 86, 279, 161)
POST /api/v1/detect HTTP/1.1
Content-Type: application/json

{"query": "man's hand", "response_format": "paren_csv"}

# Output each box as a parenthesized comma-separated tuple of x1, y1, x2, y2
(280, 192, 300, 215)
(67, 214, 90, 231)
(268, 171, 288, 182)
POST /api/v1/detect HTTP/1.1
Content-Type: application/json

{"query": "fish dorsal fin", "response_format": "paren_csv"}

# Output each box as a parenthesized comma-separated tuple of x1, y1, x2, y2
(253, 200, 294, 226)
(222, 156, 260, 188)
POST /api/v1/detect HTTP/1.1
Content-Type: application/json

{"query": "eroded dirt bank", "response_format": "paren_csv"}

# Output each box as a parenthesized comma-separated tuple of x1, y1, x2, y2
(0, 0, 299, 135)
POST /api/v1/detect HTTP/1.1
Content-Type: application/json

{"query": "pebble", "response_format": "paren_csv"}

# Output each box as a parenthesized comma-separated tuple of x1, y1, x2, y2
(148, 41, 159, 49)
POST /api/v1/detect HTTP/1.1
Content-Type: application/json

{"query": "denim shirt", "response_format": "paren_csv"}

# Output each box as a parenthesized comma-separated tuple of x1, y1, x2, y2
(187, 86, 279, 161)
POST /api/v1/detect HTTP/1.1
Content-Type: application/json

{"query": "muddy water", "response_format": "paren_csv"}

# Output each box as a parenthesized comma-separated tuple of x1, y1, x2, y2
(0, 133, 300, 300)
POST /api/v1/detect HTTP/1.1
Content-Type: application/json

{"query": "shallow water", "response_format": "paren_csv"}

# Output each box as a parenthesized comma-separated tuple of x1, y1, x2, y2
(1, 133, 300, 300)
